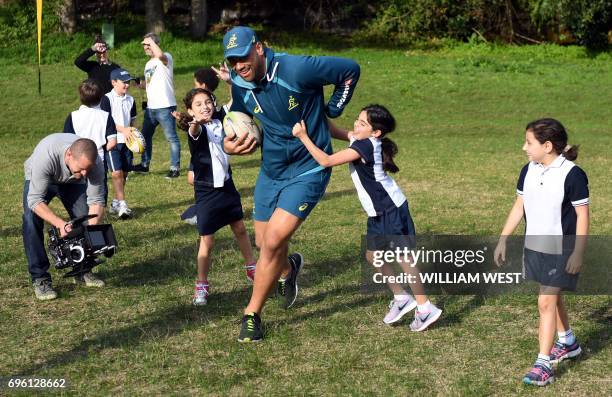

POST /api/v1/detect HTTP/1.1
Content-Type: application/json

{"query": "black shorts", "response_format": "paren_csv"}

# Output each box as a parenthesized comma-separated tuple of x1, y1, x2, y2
(366, 201, 416, 251)
(523, 248, 579, 291)
(195, 178, 244, 236)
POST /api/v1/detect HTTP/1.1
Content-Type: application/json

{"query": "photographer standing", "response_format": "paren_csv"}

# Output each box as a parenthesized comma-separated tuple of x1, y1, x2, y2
(23, 134, 106, 301)
(74, 36, 120, 95)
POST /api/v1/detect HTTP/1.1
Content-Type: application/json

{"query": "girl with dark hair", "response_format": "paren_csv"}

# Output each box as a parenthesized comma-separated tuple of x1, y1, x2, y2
(178, 88, 256, 305)
(292, 104, 442, 331)
(494, 118, 589, 386)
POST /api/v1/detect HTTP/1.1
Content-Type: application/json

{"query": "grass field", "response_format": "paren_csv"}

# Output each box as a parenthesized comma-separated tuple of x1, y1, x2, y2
(0, 34, 610, 395)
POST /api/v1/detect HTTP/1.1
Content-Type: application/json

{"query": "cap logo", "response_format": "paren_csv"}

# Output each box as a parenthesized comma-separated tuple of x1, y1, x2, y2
(226, 33, 238, 49)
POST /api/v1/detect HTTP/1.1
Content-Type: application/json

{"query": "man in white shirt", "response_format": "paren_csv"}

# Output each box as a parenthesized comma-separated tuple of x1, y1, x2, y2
(133, 32, 180, 179)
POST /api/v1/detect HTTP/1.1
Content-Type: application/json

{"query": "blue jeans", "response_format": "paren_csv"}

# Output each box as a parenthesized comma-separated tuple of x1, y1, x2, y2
(141, 106, 180, 169)
(22, 181, 88, 282)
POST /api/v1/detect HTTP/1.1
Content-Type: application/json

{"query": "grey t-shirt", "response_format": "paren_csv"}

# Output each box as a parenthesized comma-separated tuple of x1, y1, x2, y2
(24, 133, 105, 210)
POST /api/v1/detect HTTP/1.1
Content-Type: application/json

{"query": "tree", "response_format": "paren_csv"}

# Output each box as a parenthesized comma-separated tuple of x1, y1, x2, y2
(191, 0, 208, 39)
(145, 0, 165, 34)
(58, 0, 76, 34)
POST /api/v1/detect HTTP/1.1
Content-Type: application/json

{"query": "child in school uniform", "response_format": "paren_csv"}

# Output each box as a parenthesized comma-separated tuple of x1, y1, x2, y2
(494, 118, 589, 386)
(292, 104, 442, 331)
(100, 68, 138, 219)
(178, 88, 257, 305)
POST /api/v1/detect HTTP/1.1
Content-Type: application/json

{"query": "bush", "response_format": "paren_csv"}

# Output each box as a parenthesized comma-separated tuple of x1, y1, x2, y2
(0, 0, 61, 46)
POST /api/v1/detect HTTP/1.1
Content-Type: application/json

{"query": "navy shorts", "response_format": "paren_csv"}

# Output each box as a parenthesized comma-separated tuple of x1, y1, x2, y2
(366, 201, 416, 251)
(195, 178, 244, 236)
(523, 248, 578, 291)
(253, 168, 331, 222)
(106, 143, 133, 172)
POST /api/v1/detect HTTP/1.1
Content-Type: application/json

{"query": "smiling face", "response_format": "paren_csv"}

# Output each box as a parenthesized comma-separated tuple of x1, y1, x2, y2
(111, 79, 130, 96)
(352, 111, 381, 141)
(187, 92, 214, 123)
(227, 42, 266, 82)
(523, 129, 553, 164)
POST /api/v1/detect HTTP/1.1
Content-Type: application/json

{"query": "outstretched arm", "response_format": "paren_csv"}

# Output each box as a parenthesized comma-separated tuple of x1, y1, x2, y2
(328, 118, 351, 141)
(293, 120, 360, 167)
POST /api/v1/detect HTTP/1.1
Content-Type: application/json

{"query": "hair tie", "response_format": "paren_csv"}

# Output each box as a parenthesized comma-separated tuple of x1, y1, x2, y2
(563, 144, 571, 152)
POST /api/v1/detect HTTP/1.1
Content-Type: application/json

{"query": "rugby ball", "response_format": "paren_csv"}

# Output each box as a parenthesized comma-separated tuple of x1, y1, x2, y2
(223, 111, 261, 144)
(125, 128, 146, 154)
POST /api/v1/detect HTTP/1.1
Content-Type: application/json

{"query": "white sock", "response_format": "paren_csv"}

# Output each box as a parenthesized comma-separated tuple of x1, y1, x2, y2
(393, 294, 411, 303)
(111, 199, 119, 208)
(536, 353, 551, 369)
(417, 300, 431, 313)
(558, 328, 576, 345)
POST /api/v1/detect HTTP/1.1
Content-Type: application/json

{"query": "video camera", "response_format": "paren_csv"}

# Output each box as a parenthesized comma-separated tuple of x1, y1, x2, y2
(48, 215, 118, 277)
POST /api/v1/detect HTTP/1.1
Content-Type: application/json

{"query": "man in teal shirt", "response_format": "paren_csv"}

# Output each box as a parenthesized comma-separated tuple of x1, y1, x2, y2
(222, 26, 360, 342)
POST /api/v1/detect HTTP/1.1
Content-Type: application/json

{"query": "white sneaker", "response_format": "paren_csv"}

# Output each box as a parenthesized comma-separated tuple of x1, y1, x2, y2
(118, 201, 133, 219)
(108, 202, 119, 215)
(383, 295, 417, 324)
(193, 282, 209, 305)
(409, 305, 443, 332)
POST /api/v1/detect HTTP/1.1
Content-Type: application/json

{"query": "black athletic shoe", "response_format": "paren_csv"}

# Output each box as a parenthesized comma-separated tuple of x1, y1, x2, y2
(165, 169, 180, 179)
(132, 163, 149, 173)
(285, 253, 304, 309)
(238, 312, 263, 342)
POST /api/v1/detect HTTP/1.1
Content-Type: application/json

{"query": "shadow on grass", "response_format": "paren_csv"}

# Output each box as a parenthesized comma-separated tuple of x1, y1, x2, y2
(0, 226, 22, 238)
(554, 300, 612, 378)
(15, 288, 252, 376)
(107, 235, 245, 287)
(321, 188, 355, 202)
(431, 295, 486, 329)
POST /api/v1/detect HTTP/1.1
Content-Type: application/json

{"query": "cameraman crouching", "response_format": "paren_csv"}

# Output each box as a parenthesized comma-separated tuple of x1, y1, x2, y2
(23, 134, 106, 300)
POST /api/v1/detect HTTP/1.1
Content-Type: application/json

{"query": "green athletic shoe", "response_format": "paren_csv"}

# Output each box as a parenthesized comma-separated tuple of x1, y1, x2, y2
(238, 312, 263, 342)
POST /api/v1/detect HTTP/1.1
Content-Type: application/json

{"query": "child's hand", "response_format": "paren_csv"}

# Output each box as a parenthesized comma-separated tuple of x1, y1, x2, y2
(124, 127, 135, 141)
(292, 120, 307, 139)
(565, 252, 583, 274)
(493, 240, 506, 267)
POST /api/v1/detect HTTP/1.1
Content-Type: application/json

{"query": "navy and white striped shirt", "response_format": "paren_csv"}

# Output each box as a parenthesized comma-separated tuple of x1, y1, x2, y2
(188, 119, 231, 188)
(348, 137, 406, 217)
(64, 105, 116, 159)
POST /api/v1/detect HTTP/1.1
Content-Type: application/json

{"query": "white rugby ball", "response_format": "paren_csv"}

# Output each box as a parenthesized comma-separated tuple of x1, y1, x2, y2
(223, 111, 261, 144)
(125, 128, 146, 154)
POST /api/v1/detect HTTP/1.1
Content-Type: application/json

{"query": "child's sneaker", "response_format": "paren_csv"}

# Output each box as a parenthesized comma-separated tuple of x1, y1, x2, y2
(523, 364, 554, 386)
(245, 263, 256, 283)
(108, 201, 119, 215)
(238, 312, 263, 342)
(384, 296, 417, 325)
(193, 281, 209, 305)
(409, 305, 442, 332)
(550, 340, 582, 365)
(118, 201, 133, 219)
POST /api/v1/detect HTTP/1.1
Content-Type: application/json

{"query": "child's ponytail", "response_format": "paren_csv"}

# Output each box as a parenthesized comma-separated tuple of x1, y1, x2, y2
(563, 144, 579, 161)
(381, 137, 400, 173)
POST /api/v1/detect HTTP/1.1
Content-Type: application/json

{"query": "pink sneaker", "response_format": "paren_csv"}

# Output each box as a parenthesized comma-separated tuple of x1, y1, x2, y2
(193, 281, 209, 305)
(245, 263, 256, 283)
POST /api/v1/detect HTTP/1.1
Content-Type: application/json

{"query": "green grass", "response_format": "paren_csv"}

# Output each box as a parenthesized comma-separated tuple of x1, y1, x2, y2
(0, 34, 611, 395)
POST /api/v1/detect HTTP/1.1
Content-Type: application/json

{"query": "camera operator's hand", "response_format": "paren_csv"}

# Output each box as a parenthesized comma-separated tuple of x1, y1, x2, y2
(60, 222, 73, 238)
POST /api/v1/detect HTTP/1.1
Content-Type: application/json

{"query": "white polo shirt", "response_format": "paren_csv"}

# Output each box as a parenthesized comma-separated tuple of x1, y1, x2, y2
(100, 90, 137, 144)
(517, 155, 589, 253)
